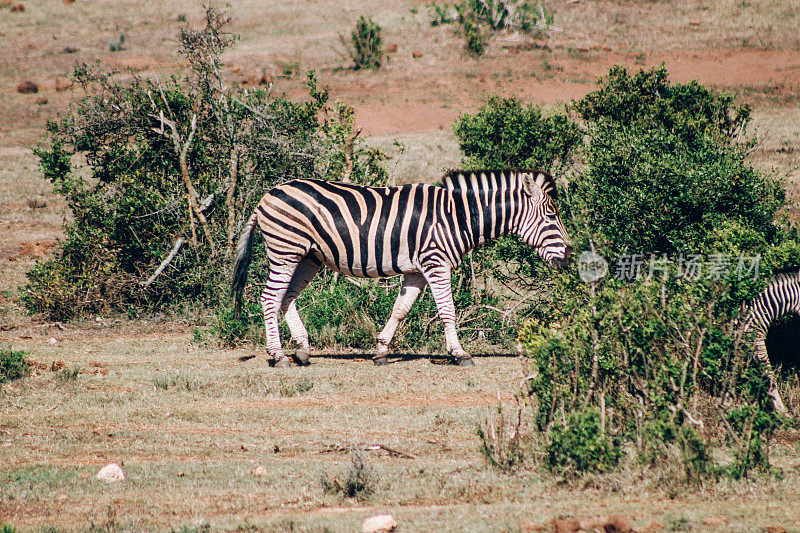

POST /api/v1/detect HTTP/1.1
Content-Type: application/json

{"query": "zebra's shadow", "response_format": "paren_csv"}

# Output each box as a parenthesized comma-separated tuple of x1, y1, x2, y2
(237, 352, 518, 366)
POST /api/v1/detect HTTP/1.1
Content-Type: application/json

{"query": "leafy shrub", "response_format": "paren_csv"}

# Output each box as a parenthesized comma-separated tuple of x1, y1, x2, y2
(342, 16, 384, 70)
(455, 65, 796, 479)
(23, 8, 384, 321)
(0, 347, 30, 384)
(429, 0, 552, 55)
(462, 14, 489, 56)
(546, 409, 621, 475)
(572, 66, 783, 257)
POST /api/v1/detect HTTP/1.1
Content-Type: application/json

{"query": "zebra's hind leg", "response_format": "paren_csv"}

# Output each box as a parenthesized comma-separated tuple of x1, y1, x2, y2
(423, 267, 474, 367)
(374, 273, 427, 365)
(280, 255, 323, 366)
(260, 262, 301, 368)
(755, 334, 789, 414)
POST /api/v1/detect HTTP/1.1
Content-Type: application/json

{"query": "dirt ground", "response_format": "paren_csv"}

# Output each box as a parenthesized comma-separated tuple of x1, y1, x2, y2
(2, 0, 800, 531)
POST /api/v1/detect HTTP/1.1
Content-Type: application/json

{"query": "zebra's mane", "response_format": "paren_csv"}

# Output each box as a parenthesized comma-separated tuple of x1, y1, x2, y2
(767, 266, 800, 285)
(440, 169, 558, 200)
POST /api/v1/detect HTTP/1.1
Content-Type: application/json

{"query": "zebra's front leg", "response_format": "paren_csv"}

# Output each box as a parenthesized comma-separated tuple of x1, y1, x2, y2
(755, 334, 788, 414)
(374, 273, 427, 365)
(260, 263, 299, 368)
(423, 267, 474, 366)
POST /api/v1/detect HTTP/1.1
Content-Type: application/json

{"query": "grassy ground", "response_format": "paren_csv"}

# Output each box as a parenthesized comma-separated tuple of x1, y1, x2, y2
(2, 0, 800, 531)
(2, 330, 800, 531)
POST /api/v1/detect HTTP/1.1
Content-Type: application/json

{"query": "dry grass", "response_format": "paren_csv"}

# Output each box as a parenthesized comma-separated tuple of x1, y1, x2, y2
(2, 329, 800, 531)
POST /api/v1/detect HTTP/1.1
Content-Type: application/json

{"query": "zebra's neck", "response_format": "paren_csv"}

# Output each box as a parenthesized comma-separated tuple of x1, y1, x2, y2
(440, 170, 523, 255)
(746, 269, 800, 332)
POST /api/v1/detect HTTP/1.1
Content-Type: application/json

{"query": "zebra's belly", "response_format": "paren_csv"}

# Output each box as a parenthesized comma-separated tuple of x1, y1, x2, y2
(314, 249, 418, 278)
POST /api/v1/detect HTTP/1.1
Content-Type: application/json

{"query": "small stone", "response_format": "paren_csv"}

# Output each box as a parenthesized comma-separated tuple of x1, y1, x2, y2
(48, 337, 57, 344)
(386, 43, 398, 53)
(96, 463, 125, 482)
(35, 96, 48, 105)
(17, 80, 38, 94)
(362, 514, 396, 533)
(253, 465, 266, 476)
(412, 50, 422, 58)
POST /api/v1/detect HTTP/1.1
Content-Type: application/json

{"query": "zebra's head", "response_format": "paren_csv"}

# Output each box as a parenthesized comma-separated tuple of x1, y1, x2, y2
(515, 171, 572, 269)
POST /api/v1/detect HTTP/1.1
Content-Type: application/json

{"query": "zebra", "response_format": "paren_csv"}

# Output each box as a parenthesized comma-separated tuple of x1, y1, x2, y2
(741, 267, 800, 414)
(232, 169, 572, 368)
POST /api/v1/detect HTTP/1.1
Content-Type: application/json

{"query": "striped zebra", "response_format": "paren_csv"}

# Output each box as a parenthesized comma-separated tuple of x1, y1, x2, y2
(741, 267, 800, 414)
(232, 169, 572, 368)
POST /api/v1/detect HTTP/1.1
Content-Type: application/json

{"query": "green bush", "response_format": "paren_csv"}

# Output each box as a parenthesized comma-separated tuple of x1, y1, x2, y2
(454, 65, 796, 479)
(454, 94, 581, 173)
(343, 16, 383, 70)
(572, 66, 783, 257)
(0, 347, 30, 384)
(546, 408, 621, 475)
(23, 8, 385, 321)
(429, 0, 552, 56)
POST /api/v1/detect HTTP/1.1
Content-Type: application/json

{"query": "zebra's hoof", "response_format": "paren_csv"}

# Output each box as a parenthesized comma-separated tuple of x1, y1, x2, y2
(373, 356, 389, 366)
(274, 357, 292, 369)
(293, 349, 310, 366)
(456, 356, 475, 367)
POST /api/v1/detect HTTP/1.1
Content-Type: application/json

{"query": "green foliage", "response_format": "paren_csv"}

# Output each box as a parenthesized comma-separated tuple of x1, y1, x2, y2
(462, 14, 489, 57)
(0, 347, 30, 384)
(343, 16, 383, 70)
(429, 0, 552, 55)
(546, 409, 621, 475)
(454, 94, 581, 174)
(573, 65, 751, 147)
(450, 65, 797, 479)
(24, 8, 386, 321)
(291, 267, 511, 352)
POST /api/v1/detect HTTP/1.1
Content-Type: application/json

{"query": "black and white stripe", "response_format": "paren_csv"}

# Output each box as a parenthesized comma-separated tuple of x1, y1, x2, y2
(232, 169, 572, 367)
(742, 268, 800, 413)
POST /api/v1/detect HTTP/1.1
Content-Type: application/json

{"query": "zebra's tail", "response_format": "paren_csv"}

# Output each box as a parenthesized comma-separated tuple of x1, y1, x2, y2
(232, 213, 258, 319)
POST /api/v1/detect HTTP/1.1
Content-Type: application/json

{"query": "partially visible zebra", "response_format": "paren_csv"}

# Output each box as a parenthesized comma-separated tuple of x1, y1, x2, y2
(741, 267, 800, 414)
(232, 169, 572, 368)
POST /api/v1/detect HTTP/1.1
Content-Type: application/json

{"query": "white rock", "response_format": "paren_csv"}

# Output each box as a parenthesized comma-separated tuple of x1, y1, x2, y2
(253, 465, 267, 476)
(96, 463, 125, 482)
(362, 514, 396, 533)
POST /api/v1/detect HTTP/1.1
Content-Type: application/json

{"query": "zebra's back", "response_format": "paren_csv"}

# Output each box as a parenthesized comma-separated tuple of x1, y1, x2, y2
(256, 179, 439, 278)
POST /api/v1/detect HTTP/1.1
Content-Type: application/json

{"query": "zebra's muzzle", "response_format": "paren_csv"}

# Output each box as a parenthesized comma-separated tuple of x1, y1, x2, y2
(549, 245, 573, 270)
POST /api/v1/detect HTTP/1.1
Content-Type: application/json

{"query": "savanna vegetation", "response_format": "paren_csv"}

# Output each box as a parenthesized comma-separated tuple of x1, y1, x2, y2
(22, 8, 800, 480)
(2, 1, 800, 530)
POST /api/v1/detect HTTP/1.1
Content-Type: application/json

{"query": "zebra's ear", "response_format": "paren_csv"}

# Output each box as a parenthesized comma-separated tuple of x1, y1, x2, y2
(521, 173, 544, 201)
(532, 171, 558, 200)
